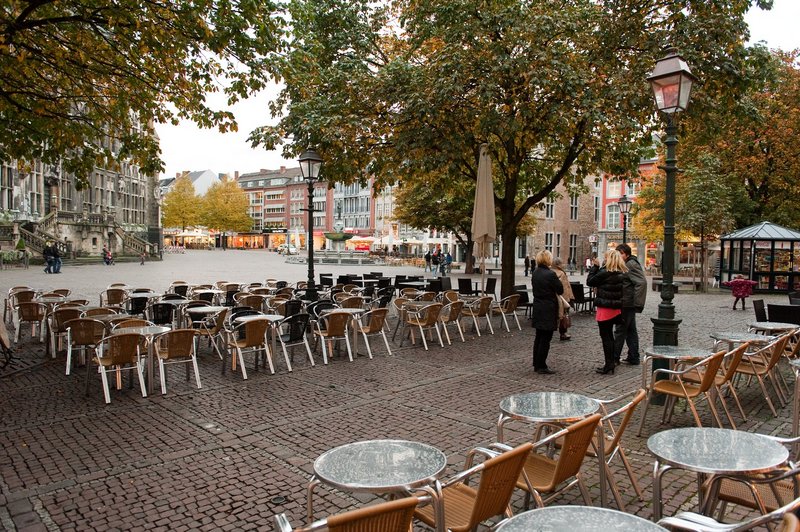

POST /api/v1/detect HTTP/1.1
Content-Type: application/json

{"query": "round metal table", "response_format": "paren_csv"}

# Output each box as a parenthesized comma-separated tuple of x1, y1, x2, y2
(308, 439, 447, 529)
(748, 321, 798, 334)
(642, 345, 713, 391)
(710, 331, 775, 351)
(497, 392, 599, 439)
(647, 427, 789, 521)
(495, 506, 665, 531)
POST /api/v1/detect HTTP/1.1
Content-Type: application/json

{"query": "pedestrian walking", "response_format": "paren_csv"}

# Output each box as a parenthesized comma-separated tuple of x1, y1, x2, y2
(424, 250, 431, 272)
(524, 254, 530, 277)
(530, 250, 563, 375)
(587, 249, 626, 375)
(43, 241, 54, 274)
(140, 252, 146, 265)
(431, 249, 440, 278)
(445, 252, 452, 274)
(52, 244, 62, 273)
(552, 257, 574, 341)
(722, 274, 758, 310)
(614, 243, 646, 365)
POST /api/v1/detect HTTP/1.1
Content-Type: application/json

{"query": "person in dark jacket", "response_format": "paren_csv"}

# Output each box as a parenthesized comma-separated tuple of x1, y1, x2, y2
(530, 250, 563, 374)
(614, 244, 647, 365)
(587, 249, 626, 375)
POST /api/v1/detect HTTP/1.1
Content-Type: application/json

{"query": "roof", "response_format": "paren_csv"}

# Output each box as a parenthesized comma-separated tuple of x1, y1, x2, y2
(721, 221, 800, 241)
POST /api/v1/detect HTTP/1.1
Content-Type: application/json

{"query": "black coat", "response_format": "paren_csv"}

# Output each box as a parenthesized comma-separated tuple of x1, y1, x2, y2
(531, 265, 563, 330)
(586, 266, 623, 309)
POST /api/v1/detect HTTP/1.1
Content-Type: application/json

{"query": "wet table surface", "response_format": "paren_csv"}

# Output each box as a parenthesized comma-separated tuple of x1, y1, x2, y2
(495, 506, 666, 531)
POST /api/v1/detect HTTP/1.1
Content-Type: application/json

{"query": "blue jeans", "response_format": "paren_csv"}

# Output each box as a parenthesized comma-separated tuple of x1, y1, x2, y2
(44, 257, 53, 273)
(53, 257, 62, 273)
(614, 308, 640, 362)
(432, 264, 439, 278)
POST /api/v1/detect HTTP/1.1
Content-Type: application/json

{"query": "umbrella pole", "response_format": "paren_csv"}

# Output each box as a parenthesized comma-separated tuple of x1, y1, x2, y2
(481, 255, 486, 295)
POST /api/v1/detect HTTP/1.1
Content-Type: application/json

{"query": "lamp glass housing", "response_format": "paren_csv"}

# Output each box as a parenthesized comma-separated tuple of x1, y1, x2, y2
(617, 194, 633, 215)
(647, 48, 696, 114)
(298, 149, 323, 182)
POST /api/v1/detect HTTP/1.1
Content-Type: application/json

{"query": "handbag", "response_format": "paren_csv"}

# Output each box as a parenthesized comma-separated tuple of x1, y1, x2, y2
(559, 313, 571, 329)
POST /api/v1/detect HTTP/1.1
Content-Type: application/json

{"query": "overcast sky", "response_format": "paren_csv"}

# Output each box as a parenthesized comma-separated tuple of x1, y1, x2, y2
(154, 0, 800, 180)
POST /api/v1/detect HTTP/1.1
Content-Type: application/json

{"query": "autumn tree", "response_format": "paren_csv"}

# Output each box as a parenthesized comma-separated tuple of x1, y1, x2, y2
(0, 0, 283, 187)
(252, 0, 768, 298)
(200, 177, 252, 240)
(161, 175, 200, 231)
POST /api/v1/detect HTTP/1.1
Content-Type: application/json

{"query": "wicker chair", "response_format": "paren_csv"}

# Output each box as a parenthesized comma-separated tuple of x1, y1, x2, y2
(731, 334, 792, 417)
(100, 288, 127, 307)
(7, 288, 36, 329)
(92, 332, 148, 403)
(491, 294, 522, 332)
(276, 313, 314, 370)
(314, 311, 353, 364)
(225, 317, 271, 379)
(65, 318, 105, 376)
(196, 307, 229, 360)
(50, 306, 83, 359)
(274, 496, 421, 532)
(681, 343, 751, 429)
(495, 413, 601, 510)
(461, 296, 495, 336)
(355, 308, 391, 358)
(402, 302, 443, 350)
(153, 329, 201, 394)
(339, 296, 364, 309)
(113, 318, 154, 330)
(438, 301, 465, 344)
(637, 351, 727, 436)
(14, 301, 47, 342)
(4, 286, 33, 325)
(414, 443, 533, 532)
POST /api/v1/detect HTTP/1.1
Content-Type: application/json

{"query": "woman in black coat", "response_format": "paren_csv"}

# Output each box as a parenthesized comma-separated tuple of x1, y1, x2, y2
(530, 250, 563, 374)
(586, 249, 626, 374)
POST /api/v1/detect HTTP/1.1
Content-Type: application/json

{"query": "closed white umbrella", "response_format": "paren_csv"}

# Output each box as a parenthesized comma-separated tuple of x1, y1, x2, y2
(471, 144, 497, 294)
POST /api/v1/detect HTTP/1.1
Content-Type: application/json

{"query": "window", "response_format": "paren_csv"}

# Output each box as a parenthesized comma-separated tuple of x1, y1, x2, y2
(556, 233, 561, 258)
(570, 196, 579, 220)
(607, 204, 620, 229)
(607, 181, 621, 198)
(545, 198, 555, 219)
(545, 232, 554, 253)
(626, 181, 640, 197)
(594, 196, 600, 223)
(517, 237, 527, 258)
(569, 234, 578, 261)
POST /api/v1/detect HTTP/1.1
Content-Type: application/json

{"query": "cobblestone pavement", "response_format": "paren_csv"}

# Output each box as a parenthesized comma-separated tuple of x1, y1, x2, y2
(0, 250, 794, 531)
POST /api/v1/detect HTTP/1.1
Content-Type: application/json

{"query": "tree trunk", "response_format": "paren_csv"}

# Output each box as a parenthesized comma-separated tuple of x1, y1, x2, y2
(500, 224, 517, 299)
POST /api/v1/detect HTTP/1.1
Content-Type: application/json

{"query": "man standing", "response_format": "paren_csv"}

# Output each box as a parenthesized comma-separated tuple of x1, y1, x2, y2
(431, 249, 440, 278)
(524, 254, 530, 277)
(424, 249, 431, 272)
(614, 244, 646, 365)
(51, 243, 62, 273)
(43, 241, 54, 274)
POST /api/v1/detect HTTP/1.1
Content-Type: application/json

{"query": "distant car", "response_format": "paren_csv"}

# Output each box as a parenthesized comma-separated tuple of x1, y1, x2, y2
(278, 244, 299, 255)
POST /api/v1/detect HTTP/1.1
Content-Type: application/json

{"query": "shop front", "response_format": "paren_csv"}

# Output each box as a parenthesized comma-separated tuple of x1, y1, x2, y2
(720, 222, 800, 293)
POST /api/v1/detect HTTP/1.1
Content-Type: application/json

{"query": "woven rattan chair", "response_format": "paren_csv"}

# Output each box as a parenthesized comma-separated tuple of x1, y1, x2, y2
(153, 329, 201, 394)
(274, 496, 421, 532)
(225, 317, 271, 379)
(438, 301, 465, 344)
(14, 301, 47, 343)
(100, 288, 127, 307)
(441, 290, 460, 304)
(461, 296, 495, 336)
(491, 294, 522, 332)
(314, 311, 353, 364)
(342, 284, 360, 294)
(146, 302, 176, 327)
(703, 463, 800, 521)
(402, 302, 443, 350)
(236, 294, 266, 312)
(340, 296, 364, 309)
(113, 318, 154, 329)
(4, 286, 33, 325)
(52, 288, 71, 297)
(355, 308, 391, 358)
(658, 497, 800, 532)
(65, 318, 105, 376)
(82, 307, 120, 317)
(196, 307, 229, 360)
(637, 351, 727, 436)
(414, 442, 533, 532)
(50, 306, 83, 358)
(417, 291, 437, 302)
(495, 413, 601, 509)
(682, 343, 751, 429)
(7, 288, 36, 329)
(732, 334, 792, 417)
(276, 313, 314, 370)
(93, 332, 148, 403)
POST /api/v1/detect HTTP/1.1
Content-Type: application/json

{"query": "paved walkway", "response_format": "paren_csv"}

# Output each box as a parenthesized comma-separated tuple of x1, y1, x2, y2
(0, 250, 793, 531)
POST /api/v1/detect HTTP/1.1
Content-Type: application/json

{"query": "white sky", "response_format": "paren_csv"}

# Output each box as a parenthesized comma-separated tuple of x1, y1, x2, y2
(154, 0, 800, 180)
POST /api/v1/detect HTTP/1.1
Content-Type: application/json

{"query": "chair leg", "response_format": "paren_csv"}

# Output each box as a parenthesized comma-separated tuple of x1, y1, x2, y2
(319, 335, 329, 365)
(434, 324, 443, 348)
(472, 314, 481, 336)
(685, 397, 704, 428)
(456, 319, 465, 342)
(704, 392, 724, 428)
(726, 383, 748, 422)
(513, 311, 522, 331)
(419, 323, 428, 351)
(280, 341, 293, 372)
(192, 354, 202, 388)
(637, 391, 652, 437)
(237, 348, 248, 380)
(99, 366, 112, 403)
(66, 338, 73, 376)
(500, 312, 510, 332)
(577, 473, 593, 506)
(715, 387, 737, 430)
(263, 343, 276, 374)
(441, 321, 452, 345)
(303, 337, 315, 366)
(361, 332, 373, 359)
(757, 374, 778, 416)
(344, 333, 353, 362)
(159, 359, 168, 394)
(617, 449, 644, 500)
(485, 314, 494, 335)
(137, 359, 148, 398)
(380, 330, 392, 356)
(603, 461, 626, 511)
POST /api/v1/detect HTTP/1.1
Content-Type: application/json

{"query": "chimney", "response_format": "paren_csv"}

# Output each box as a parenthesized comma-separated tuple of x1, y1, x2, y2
(260, 169, 268, 173)
(235, 171, 239, 179)
(280, 166, 286, 173)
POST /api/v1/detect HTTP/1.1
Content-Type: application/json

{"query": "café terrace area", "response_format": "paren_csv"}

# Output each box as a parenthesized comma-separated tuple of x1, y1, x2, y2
(1, 250, 799, 531)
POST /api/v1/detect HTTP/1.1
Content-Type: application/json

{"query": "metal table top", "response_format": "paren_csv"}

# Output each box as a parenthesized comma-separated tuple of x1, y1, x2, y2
(644, 345, 712, 360)
(710, 331, 775, 345)
(111, 326, 171, 337)
(313, 439, 447, 493)
(495, 506, 666, 531)
(647, 427, 788, 475)
(748, 322, 798, 332)
(500, 392, 599, 424)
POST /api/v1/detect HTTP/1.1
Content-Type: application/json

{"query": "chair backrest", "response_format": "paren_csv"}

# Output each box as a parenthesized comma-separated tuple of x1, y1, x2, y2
(66, 318, 105, 345)
(361, 308, 388, 333)
(172, 284, 190, 297)
(281, 313, 311, 342)
(161, 293, 186, 301)
(203, 308, 229, 335)
(53, 307, 83, 332)
(238, 295, 265, 312)
(550, 413, 602, 487)
(322, 312, 350, 336)
(457, 278, 474, 295)
(126, 296, 149, 315)
(340, 297, 363, 309)
(154, 329, 197, 359)
(83, 307, 119, 316)
(501, 294, 520, 312)
(721, 343, 751, 382)
(275, 281, 289, 290)
(102, 332, 147, 365)
(601, 389, 647, 454)
(475, 296, 494, 316)
(333, 292, 350, 304)
(17, 302, 46, 321)
(768, 304, 800, 326)
(278, 287, 295, 297)
(442, 300, 464, 322)
(400, 288, 418, 298)
(373, 295, 393, 309)
(343, 284, 359, 293)
(52, 289, 71, 297)
(754, 299, 767, 322)
(307, 301, 336, 320)
(391, 298, 408, 315)
(147, 303, 174, 326)
(465, 443, 533, 529)
(251, 287, 273, 296)
(326, 496, 419, 532)
(194, 291, 215, 303)
(278, 299, 304, 317)
(418, 291, 436, 302)
(114, 318, 152, 329)
(440, 277, 453, 291)
(12, 289, 37, 306)
(420, 303, 443, 325)
(763, 334, 793, 371)
(442, 290, 459, 303)
(239, 318, 270, 347)
(695, 351, 727, 393)
(483, 277, 497, 298)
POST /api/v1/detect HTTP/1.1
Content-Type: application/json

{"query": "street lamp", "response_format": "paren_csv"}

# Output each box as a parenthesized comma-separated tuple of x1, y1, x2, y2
(299, 148, 323, 301)
(617, 194, 632, 245)
(648, 47, 697, 347)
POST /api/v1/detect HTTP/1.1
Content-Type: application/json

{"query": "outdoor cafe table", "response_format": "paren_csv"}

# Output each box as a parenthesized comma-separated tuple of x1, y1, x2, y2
(747, 321, 799, 334)
(36, 295, 67, 357)
(495, 505, 666, 532)
(710, 331, 774, 351)
(497, 392, 607, 507)
(307, 439, 447, 531)
(110, 325, 171, 394)
(642, 345, 712, 391)
(647, 427, 789, 521)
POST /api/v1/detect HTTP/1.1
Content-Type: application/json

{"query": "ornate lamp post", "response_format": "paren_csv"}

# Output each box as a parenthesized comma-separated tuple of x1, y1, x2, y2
(647, 47, 697, 348)
(299, 149, 323, 301)
(617, 194, 632, 245)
